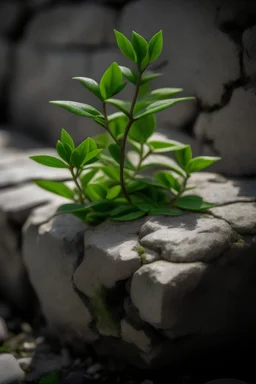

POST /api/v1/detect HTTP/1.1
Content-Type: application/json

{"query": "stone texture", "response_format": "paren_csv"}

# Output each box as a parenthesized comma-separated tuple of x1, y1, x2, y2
(25, 4, 117, 46)
(211, 202, 256, 235)
(139, 214, 234, 263)
(23, 212, 97, 345)
(120, 0, 240, 107)
(0, 354, 25, 383)
(0, 2, 21, 35)
(10, 46, 101, 145)
(194, 88, 256, 175)
(121, 318, 154, 354)
(243, 26, 256, 78)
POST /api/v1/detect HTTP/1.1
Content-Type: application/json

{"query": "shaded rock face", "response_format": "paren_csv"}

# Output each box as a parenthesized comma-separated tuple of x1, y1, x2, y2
(22, 171, 256, 367)
(0, 0, 255, 176)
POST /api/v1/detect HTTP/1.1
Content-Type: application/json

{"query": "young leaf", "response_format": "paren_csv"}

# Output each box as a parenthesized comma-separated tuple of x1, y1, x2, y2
(148, 30, 163, 62)
(141, 88, 183, 102)
(30, 155, 68, 168)
(34, 180, 74, 199)
(71, 137, 97, 168)
(149, 207, 183, 216)
(129, 114, 156, 144)
(107, 185, 121, 200)
(112, 210, 146, 221)
(132, 31, 148, 69)
(155, 171, 181, 192)
(73, 77, 101, 99)
(85, 183, 108, 201)
(140, 71, 162, 85)
(100, 62, 123, 100)
(82, 149, 103, 166)
(108, 143, 121, 164)
(134, 97, 194, 119)
(105, 99, 131, 116)
(140, 160, 185, 177)
(49, 101, 103, 118)
(114, 30, 136, 62)
(56, 140, 70, 162)
(148, 140, 184, 153)
(186, 156, 221, 173)
(111, 82, 127, 97)
(93, 133, 110, 148)
(109, 112, 129, 139)
(136, 177, 167, 189)
(81, 169, 98, 189)
(119, 66, 137, 84)
(61, 129, 75, 150)
(93, 116, 106, 128)
(175, 195, 210, 211)
(174, 145, 192, 169)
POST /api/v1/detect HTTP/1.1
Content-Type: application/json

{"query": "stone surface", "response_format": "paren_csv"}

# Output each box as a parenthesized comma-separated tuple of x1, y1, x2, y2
(243, 26, 256, 78)
(120, 0, 240, 107)
(25, 4, 116, 46)
(120, 318, 154, 354)
(18, 356, 32, 372)
(10, 46, 101, 145)
(23, 213, 97, 345)
(194, 88, 256, 175)
(0, 317, 8, 343)
(0, 354, 25, 383)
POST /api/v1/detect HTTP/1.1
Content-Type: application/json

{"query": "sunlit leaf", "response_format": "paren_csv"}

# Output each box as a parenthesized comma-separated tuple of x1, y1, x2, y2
(119, 66, 137, 84)
(49, 101, 103, 118)
(85, 183, 108, 201)
(80, 169, 99, 189)
(186, 156, 221, 173)
(30, 155, 68, 168)
(114, 30, 137, 62)
(148, 30, 163, 62)
(174, 145, 192, 169)
(61, 129, 75, 150)
(73, 77, 102, 99)
(107, 185, 121, 200)
(100, 62, 123, 100)
(71, 137, 97, 168)
(129, 114, 156, 144)
(34, 180, 74, 199)
(105, 99, 131, 116)
(132, 31, 148, 69)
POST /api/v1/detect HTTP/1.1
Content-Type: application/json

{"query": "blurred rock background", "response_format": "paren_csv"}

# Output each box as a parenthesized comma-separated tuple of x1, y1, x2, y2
(0, 0, 256, 176)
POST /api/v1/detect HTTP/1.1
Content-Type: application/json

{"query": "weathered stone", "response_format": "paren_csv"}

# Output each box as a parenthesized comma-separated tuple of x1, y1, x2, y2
(194, 88, 256, 175)
(23, 213, 97, 345)
(243, 26, 256, 78)
(120, 0, 240, 107)
(74, 220, 144, 297)
(0, 354, 25, 383)
(139, 214, 234, 263)
(121, 318, 154, 354)
(18, 356, 32, 372)
(0, 2, 21, 35)
(211, 202, 256, 235)
(25, 4, 116, 46)
(9, 46, 101, 145)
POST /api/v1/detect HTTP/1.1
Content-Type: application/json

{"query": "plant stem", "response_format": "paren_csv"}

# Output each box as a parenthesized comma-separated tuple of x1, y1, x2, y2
(170, 173, 189, 207)
(70, 167, 85, 204)
(102, 101, 119, 144)
(120, 71, 144, 203)
(132, 146, 152, 179)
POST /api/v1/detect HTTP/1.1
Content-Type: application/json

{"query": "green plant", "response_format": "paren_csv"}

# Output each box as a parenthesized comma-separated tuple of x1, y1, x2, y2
(30, 30, 220, 225)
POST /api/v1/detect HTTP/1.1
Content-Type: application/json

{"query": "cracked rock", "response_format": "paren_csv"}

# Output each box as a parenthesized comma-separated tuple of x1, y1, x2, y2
(25, 4, 117, 46)
(23, 213, 97, 345)
(194, 88, 256, 176)
(243, 26, 256, 78)
(139, 214, 234, 263)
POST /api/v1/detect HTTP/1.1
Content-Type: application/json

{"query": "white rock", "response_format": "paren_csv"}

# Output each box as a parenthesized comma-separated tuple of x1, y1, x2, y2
(243, 26, 256, 78)
(194, 88, 256, 175)
(25, 4, 116, 46)
(121, 318, 153, 353)
(18, 356, 32, 371)
(0, 354, 25, 383)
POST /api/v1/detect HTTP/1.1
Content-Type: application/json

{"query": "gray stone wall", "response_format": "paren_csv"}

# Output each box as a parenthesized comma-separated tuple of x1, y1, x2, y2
(0, 0, 256, 176)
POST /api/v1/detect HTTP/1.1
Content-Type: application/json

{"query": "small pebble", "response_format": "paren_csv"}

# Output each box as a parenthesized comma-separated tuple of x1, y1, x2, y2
(86, 363, 102, 375)
(18, 356, 32, 371)
(23, 341, 36, 352)
(0, 353, 25, 383)
(0, 316, 8, 343)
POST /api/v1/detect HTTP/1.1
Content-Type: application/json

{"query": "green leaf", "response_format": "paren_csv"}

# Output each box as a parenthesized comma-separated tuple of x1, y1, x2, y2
(129, 114, 156, 144)
(149, 207, 183, 216)
(101, 165, 120, 181)
(148, 30, 163, 62)
(35, 180, 74, 199)
(110, 204, 135, 217)
(100, 62, 123, 100)
(155, 171, 181, 192)
(85, 212, 108, 225)
(175, 195, 213, 211)
(49, 101, 103, 118)
(57, 202, 97, 214)
(30, 155, 68, 168)
(141, 88, 183, 102)
(134, 97, 194, 119)
(140, 160, 185, 177)
(119, 66, 137, 84)
(186, 156, 221, 173)
(114, 30, 136, 62)
(105, 99, 131, 116)
(107, 185, 121, 200)
(148, 140, 185, 153)
(82, 149, 102, 166)
(140, 71, 162, 85)
(174, 145, 192, 169)
(112, 210, 146, 221)
(73, 77, 102, 99)
(132, 31, 148, 69)
(108, 143, 121, 164)
(109, 112, 129, 139)
(85, 183, 108, 201)
(71, 137, 97, 168)
(136, 177, 167, 189)
(126, 180, 147, 193)
(111, 82, 127, 97)
(93, 133, 110, 148)
(81, 169, 99, 189)
(93, 116, 106, 128)
(61, 129, 75, 150)
(56, 140, 70, 162)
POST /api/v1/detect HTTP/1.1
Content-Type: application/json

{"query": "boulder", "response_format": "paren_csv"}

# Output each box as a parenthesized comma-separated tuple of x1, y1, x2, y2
(23, 172, 256, 366)
(0, 354, 25, 384)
